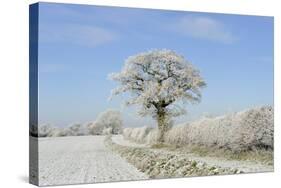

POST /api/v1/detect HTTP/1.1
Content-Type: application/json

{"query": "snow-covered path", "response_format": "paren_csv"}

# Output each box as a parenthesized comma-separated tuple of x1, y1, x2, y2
(112, 135, 147, 148)
(38, 136, 148, 186)
(112, 135, 273, 174)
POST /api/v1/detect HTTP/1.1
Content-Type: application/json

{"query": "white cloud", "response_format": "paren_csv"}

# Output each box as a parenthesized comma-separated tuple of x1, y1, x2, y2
(39, 23, 117, 47)
(174, 16, 237, 43)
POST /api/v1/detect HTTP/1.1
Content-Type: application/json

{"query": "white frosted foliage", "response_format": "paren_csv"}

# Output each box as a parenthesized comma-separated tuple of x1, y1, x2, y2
(89, 109, 123, 135)
(110, 49, 205, 142)
(123, 106, 273, 152)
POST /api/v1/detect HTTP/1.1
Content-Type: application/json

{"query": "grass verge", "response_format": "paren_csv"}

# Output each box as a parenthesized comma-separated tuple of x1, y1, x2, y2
(105, 136, 242, 178)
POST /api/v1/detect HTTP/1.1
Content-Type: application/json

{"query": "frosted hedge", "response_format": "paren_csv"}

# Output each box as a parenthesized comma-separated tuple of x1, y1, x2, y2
(123, 126, 153, 143)
(123, 106, 273, 152)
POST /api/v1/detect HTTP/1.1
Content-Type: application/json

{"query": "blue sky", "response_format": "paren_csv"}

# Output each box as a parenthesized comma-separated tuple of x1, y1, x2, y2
(37, 2, 273, 127)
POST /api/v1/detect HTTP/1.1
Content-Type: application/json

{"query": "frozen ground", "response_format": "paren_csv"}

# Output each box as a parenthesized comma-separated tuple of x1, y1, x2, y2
(154, 149, 273, 173)
(37, 135, 272, 186)
(113, 135, 273, 173)
(112, 135, 147, 148)
(38, 136, 148, 186)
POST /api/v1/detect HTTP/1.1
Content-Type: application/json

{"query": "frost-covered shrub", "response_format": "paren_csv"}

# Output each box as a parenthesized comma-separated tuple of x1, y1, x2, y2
(68, 123, 89, 136)
(123, 128, 133, 140)
(124, 106, 273, 152)
(38, 123, 90, 137)
(164, 124, 186, 145)
(37, 110, 123, 137)
(38, 125, 54, 137)
(88, 121, 103, 135)
(146, 129, 158, 144)
(166, 115, 238, 149)
(123, 126, 153, 143)
(92, 109, 123, 135)
(165, 106, 273, 152)
(102, 127, 113, 135)
(37, 110, 124, 137)
(237, 106, 273, 150)
(48, 128, 67, 137)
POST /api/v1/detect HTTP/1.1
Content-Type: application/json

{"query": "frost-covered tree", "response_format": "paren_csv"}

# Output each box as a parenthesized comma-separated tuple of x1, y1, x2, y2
(109, 49, 206, 142)
(89, 109, 123, 135)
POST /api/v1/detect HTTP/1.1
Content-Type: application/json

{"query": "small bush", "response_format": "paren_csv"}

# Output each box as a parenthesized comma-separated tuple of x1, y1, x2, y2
(123, 126, 154, 144)
(88, 109, 123, 135)
(38, 124, 54, 137)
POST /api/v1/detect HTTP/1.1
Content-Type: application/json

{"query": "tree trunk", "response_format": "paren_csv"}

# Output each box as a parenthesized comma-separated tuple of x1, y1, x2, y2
(156, 109, 167, 143)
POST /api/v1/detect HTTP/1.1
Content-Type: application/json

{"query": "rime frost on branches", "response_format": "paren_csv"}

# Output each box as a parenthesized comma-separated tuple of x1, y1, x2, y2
(110, 49, 206, 142)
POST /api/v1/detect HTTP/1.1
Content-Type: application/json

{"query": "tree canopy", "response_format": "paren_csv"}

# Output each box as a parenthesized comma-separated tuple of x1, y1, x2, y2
(110, 49, 206, 118)
(109, 49, 206, 142)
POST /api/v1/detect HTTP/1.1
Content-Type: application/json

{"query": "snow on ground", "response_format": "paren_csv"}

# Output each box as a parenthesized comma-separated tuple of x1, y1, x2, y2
(153, 150, 273, 173)
(112, 135, 273, 174)
(38, 135, 148, 186)
(112, 135, 147, 148)
(36, 135, 272, 186)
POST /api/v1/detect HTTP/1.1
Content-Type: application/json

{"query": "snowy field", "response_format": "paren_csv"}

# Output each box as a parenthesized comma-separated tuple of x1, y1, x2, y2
(38, 135, 148, 186)
(37, 135, 272, 186)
